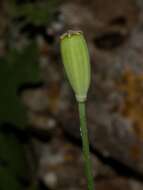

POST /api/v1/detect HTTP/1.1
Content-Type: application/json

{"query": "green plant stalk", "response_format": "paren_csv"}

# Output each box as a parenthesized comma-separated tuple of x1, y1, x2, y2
(78, 101, 94, 190)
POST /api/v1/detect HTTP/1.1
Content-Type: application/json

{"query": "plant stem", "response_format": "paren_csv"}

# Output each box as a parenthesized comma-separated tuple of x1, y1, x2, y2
(78, 101, 94, 190)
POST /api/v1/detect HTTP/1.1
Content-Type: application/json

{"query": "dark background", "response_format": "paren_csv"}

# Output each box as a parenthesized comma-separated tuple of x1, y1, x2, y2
(0, 0, 143, 189)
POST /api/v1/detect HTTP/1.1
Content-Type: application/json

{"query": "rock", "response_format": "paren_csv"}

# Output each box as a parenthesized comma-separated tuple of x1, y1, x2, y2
(59, 0, 143, 175)
(34, 130, 98, 189)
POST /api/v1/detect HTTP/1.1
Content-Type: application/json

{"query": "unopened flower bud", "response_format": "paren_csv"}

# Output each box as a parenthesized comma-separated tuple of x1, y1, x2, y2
(60, 30, 91, 102)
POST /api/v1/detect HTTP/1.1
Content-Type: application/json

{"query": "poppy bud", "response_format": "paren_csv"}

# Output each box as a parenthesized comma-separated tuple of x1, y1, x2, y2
(60, 30, 91, 102)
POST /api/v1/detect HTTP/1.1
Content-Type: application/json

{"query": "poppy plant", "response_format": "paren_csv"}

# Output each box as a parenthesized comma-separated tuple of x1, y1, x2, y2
(60, 30, 94, 190)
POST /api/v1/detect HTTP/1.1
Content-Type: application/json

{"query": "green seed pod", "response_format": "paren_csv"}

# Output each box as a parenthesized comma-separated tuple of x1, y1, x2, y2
(60, 30, 91, 102)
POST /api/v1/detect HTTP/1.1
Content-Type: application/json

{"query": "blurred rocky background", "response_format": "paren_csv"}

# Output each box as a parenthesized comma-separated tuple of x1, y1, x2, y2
(1, 0, 143, 189)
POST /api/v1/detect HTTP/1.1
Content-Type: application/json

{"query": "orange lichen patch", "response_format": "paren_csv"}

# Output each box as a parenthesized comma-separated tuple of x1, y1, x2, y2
(130, 144, 141, 161)
(46, 82, 61, 114)
(47, 164, 65, 171)
(64, 154, 75, 162)
(63, 143, 81, 162)
(39, 40, 49, 56)
(117, 69, 143, 139)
